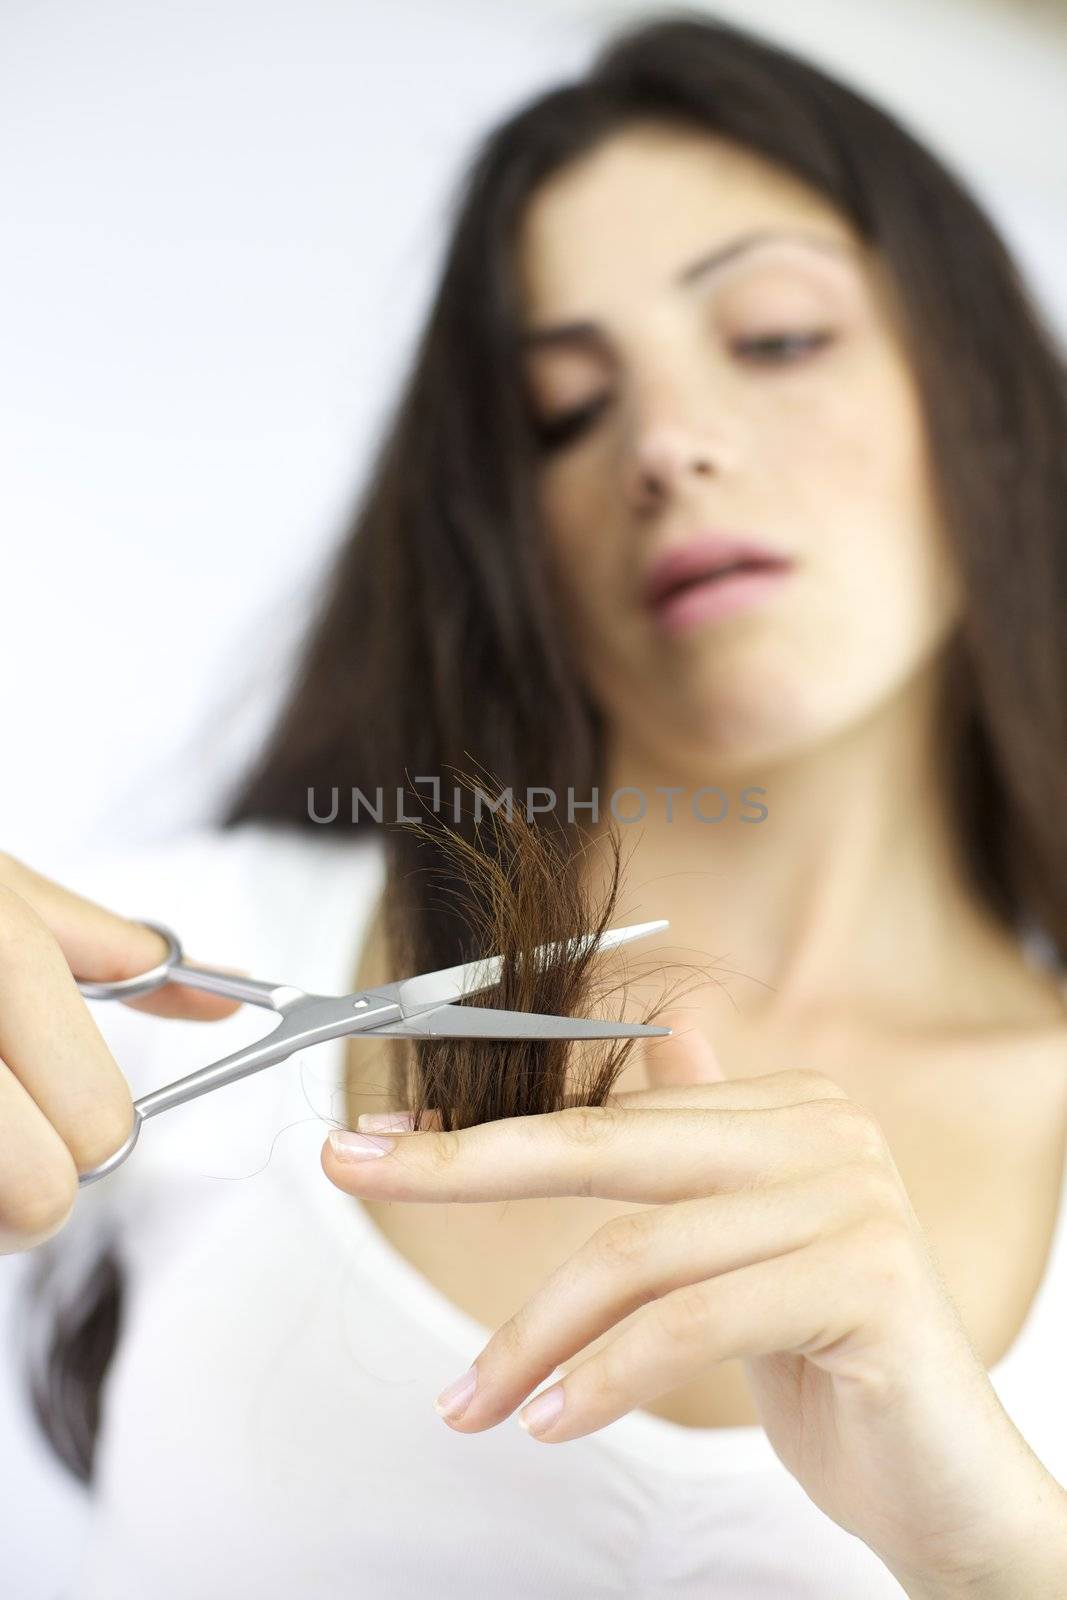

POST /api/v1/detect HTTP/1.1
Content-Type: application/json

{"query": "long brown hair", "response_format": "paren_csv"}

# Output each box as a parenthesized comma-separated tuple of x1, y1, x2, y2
(25, 10, 1067, 1484)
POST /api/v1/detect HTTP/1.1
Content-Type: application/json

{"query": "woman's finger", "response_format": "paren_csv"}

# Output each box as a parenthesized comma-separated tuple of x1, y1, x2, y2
(0, 888, 135, 1182)
(326, 1092, 883, 1203)
(0, 853, 240, 1021)
(0, 1060, 80, 1249)
(514, 1229, 872, 1442)
(120, 958, 252, 1020)
(355, 1067, 849, 1133)
(436, 1168, 881, 1432)
(638, 1013, 727, 1087)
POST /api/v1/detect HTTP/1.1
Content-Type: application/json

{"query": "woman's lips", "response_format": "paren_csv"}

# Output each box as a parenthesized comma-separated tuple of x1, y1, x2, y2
(642, 534, 795, 637)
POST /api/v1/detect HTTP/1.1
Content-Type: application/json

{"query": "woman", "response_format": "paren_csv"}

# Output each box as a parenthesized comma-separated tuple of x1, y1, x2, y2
(11, 13, 1067, 1597)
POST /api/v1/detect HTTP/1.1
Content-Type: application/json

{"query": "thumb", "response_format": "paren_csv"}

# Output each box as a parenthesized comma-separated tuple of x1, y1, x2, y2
(642, 1012, 727, 1087)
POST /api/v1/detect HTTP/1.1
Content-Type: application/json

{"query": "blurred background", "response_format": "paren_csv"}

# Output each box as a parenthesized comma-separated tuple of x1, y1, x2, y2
(1, 0, 1065, 1593)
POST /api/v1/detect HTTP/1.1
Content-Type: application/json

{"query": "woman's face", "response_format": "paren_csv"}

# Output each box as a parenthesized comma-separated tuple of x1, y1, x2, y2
(516, 123, 964, 777)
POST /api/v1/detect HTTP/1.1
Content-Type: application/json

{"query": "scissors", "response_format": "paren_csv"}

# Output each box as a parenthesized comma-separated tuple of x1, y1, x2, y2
(74, 916, 671, 1187)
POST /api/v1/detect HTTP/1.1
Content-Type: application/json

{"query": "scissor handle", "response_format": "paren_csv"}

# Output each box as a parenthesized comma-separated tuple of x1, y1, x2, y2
(75, 920, 306, 1010)
(77, 1111, 144, 1187)
(75, 920, 183, 1000)
(75, 989, 403, 1187)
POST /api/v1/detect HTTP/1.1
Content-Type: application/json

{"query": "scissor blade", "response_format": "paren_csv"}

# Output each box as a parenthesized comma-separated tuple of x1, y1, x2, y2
(368, 919, 669, 1018)
(365, 1004, 671, 1041)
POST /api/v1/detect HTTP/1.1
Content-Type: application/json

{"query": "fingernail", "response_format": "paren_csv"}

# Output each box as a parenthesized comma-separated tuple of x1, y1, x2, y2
(357, 1111, 416, 1132)
(328, 1130, 396, 1161)
(434, 1364, 477, 1421)
(518, 1385, 565, 1437)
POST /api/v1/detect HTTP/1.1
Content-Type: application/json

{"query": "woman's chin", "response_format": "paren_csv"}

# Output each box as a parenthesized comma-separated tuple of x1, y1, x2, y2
(623, 682, 823, 774)
(652, 675, 819, 761)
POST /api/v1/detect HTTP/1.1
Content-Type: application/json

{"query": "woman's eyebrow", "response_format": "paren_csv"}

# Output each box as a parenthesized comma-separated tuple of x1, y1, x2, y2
(675, 226, 856, 288)
(519, 228, 857, 352)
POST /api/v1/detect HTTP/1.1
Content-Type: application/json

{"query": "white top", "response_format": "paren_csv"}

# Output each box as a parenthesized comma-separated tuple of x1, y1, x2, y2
(51, 821, 1067, 1600)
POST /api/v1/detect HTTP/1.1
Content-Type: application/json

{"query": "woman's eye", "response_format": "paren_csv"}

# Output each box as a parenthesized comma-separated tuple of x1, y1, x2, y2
(532, 394, 610, 452)
(529, 329, 833, 451)
(732, 329, 835, 364)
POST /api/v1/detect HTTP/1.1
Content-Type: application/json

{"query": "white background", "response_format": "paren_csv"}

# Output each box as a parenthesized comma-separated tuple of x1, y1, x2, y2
(1, 1, 1065, 1594)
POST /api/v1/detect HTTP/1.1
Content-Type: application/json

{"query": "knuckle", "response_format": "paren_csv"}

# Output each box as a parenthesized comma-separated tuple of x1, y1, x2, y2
(846, 1106, 892, 1163)
(651, 1281, 712, 1346)
(67, 1094, 135, 1172)
(590, 1212, 657, 1274)
(0, 887, 48, 961)
(491, 1310, 531, 1363)
(555, 1104, 616, 1150)
(817, 1097, 890, 1160)
(782, 1067, 849, 1101)
(584, 1336, 631, 1408)
(840, 1156, 906, 1217)
(3, 1166, 78, 1243)
(430, 1129, 463, 1169)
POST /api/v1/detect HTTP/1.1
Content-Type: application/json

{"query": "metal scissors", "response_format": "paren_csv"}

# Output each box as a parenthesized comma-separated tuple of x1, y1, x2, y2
(74, 916, 671, 1187)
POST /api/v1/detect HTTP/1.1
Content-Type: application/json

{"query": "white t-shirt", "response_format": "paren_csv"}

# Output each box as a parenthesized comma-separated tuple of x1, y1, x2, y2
(44, 821, 1067, 1599)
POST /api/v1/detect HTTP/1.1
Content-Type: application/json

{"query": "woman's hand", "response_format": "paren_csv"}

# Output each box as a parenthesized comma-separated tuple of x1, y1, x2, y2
(322, 1021, 1067, 1599)
(0, 850, 241, 1253)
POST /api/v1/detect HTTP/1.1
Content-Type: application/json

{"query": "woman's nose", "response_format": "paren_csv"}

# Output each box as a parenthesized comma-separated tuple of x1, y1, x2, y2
(622, 419, 734, 513)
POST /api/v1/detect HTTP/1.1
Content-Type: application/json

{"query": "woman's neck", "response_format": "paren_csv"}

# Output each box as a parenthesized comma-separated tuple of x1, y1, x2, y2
(584, 658, 1046, 1040)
